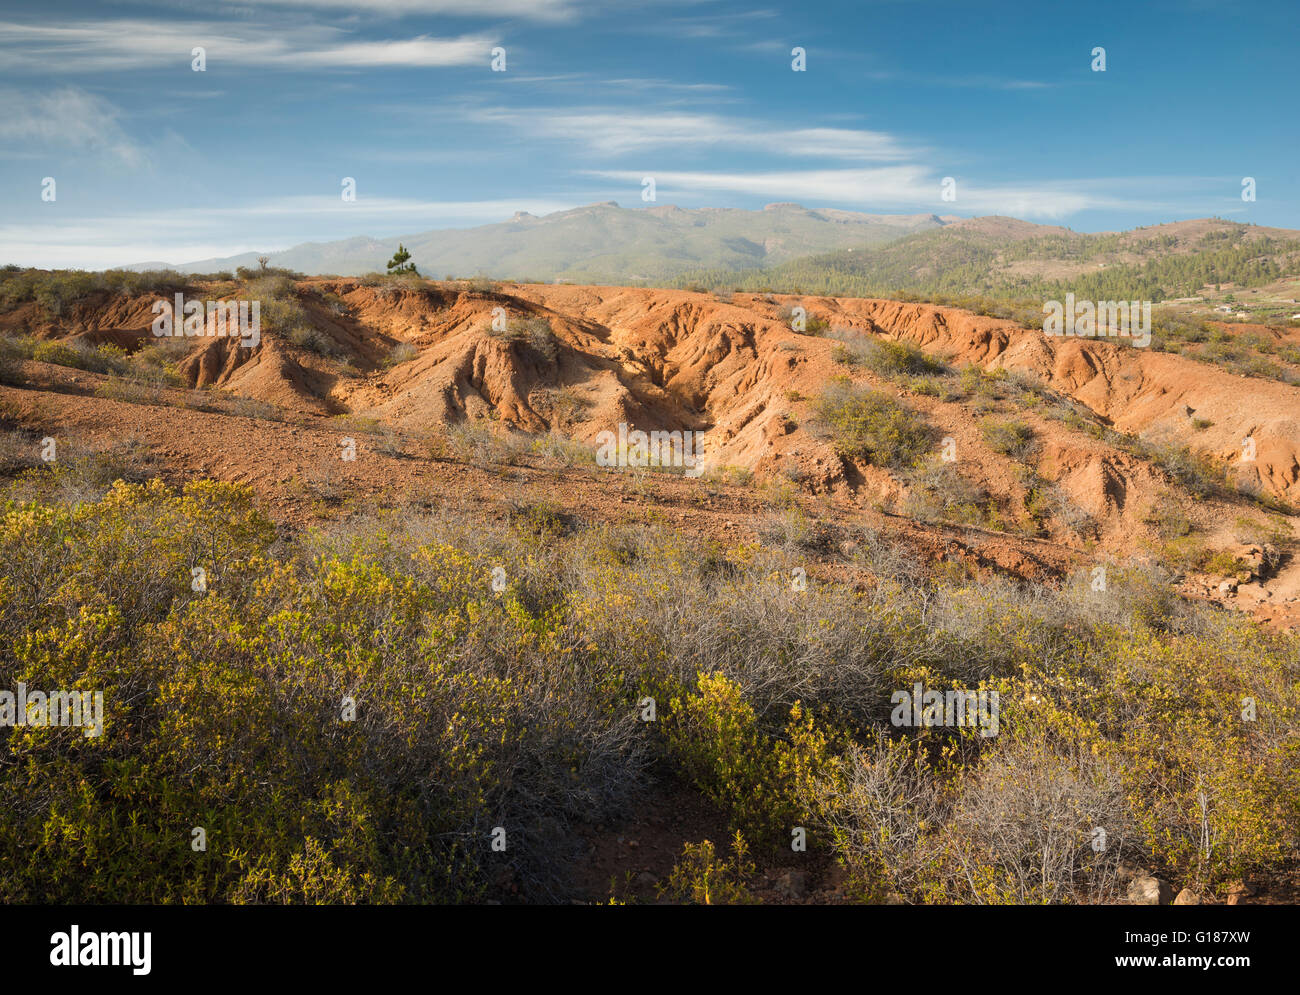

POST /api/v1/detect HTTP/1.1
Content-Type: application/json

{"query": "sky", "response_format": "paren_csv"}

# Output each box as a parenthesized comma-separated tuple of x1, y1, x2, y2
(1, 0, 1297, 268)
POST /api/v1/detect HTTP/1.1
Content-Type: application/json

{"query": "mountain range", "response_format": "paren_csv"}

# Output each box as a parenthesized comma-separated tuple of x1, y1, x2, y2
(137, 202, 952, 283)
(132, 203, 1300, 308)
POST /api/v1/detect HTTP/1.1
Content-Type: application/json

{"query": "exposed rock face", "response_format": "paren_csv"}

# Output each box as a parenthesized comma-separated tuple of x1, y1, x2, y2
(24, 281, 1300, 510)
(10, 279, 1300, 631)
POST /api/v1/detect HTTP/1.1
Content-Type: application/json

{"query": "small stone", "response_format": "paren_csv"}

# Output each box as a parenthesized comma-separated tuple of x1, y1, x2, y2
(774, 869, 808, 900)
(1128, 875, 1174, 905)
(1173, 888, 1200, 905)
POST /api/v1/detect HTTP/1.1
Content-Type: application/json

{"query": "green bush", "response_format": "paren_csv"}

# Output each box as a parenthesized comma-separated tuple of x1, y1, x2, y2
(0, 476, 1295, 904)
(834, 335, 948, 378)
(980, 418, 1037, 462)
(0, 268, 189, 315)
(31, 341, 84, 368)
(814, 379, 934, 469)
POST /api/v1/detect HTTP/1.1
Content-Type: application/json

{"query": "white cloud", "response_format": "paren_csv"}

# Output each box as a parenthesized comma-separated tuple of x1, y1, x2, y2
(0, 87, 145, 167)
(651, 10, 780, 40)
(0, 19, 497, 72)
(602, 79, 734, 93)
(477, 108, 913, 161)
(235, 0, 584, 19)
(585, 167, 1139, 218)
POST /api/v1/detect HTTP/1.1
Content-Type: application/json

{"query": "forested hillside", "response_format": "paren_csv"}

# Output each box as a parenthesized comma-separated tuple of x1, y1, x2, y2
(674, 219, 1300, 302)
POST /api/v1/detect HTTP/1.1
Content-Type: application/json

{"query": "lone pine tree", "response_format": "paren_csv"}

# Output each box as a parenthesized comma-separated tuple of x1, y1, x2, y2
(387, 244, 418, 276)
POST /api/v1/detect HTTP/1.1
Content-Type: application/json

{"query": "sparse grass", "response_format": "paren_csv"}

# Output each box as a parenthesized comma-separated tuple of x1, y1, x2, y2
(831, 333, 948, 380)
(531, 433, 596, 468)
(231, 396, 283, 422)
(437, 420, 529, 467)
(483, 314, 559, 363)
(465, 275, 500, 294)
(756, 505, 834, 553)
(1148, 315, 1300, 383)
(302, 458, 345, 504)
(522, 317, 559, 361)
(777, 306, 829, 335)
(1202, 550, 1247, 577)
(95, 375, 166, 406)
(703, 464, 754, 487)
(507, 497, 577, 539)
(814, 379, 934, 470)
(484, 318, 525, 343)
(0, 335, 35, 378)
(1145, 499, 1195, 541)
(980, 418, 1037, 463)
(386, 341, 418, 366)
(331, 414, 383, 434)
(1140, 439, 1229, 499)
(245, 276, 337, 357)
(1232, 513, 1293, 552)
(529, 387, 594, 436)
(1, 437, 158, 505)
(903, 462, 1000, 528)
(0, 427, 43, 476)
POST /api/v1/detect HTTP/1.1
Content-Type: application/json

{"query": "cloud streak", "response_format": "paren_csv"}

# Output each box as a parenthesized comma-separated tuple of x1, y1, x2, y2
(0, 87, 145, 167)
(585, 167, 1147, 218)
(0, 20, 497, 72)
(476, 107, 914, 161)
(229, 0, 585, 20)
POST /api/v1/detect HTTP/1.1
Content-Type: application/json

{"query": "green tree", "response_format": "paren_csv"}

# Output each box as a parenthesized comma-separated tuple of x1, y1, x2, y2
(386, 244, 418, 276)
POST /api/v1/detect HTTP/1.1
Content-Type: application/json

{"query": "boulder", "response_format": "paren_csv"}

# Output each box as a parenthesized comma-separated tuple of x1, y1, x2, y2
(1128, 875, 1174, 905)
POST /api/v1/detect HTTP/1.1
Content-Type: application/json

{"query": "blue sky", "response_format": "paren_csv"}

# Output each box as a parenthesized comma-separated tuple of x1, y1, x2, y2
(2, 0, 1297, 268)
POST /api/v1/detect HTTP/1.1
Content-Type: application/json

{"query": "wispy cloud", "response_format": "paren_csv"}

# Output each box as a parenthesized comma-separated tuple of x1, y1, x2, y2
(652, 9, 780, 39)
(0, 87, 145, 167)
(602, 78, 734, 93)
(0, 20, 497, 72)
(228, 0, 585, 20)
(585, 167, 1146, 218)
(476, 107, 914, 161)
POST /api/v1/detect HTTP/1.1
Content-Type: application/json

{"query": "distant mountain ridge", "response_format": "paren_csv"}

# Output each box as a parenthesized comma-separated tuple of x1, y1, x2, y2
(670, 216, 1300, 301)
(133, 206, 1300, 304)
(134, 202, 952, 282)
